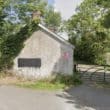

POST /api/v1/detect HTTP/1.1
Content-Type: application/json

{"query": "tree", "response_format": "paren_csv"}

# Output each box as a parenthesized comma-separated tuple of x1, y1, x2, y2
(5, 0, 47, 24)
(66, 0, 110, 65)
(0, 0, 7, 35)
(5, 0, 62, 31)
(0, 0, 9, 48)
(97, 0, 110, 28)
(44, 7, 61, 32)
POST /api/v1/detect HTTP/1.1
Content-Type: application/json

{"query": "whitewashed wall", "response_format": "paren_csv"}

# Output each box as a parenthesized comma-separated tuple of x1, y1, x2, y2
(13, 30, 73, 79)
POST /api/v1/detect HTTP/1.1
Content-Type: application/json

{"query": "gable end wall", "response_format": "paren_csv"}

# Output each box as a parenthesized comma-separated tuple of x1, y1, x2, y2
(13, 30, 73, 78)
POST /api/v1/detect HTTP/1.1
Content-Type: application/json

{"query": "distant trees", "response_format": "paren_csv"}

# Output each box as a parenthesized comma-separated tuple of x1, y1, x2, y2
(0, 0, 8, 56)
(0, 0, 7, 36)
(5, 0, 62, 30)
(44, 7, 61, 32)
(66, 0, 110, 65)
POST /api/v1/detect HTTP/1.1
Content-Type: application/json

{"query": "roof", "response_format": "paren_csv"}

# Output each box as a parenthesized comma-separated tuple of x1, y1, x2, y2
(38, 24, 75, 49)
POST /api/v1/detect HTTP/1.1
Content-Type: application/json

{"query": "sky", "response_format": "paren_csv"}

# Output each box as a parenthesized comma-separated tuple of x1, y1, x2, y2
(48, 0, 55, 5)
(48, 0, 83, 20)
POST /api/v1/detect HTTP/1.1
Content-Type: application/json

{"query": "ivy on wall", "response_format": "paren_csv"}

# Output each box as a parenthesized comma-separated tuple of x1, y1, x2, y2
(0, 19, 40, 69)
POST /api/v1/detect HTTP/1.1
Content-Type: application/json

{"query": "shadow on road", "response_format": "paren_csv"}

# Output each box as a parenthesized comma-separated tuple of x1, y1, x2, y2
(56, 84, 110, 110)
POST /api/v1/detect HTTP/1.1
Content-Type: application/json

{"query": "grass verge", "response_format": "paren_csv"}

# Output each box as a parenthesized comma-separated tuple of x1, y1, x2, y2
(15, 73, 82, 91)
(0, 71, 82, 90)
(16, 81, 65, 91)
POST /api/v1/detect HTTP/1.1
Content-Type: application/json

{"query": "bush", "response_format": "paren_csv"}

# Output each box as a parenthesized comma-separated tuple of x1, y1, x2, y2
(51, 73, 82, 86)
(73, 72, 82, 85)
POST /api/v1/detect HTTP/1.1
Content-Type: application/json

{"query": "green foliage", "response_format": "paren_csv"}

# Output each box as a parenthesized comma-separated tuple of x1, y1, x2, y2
(74, 29, 109, 64)
(16, 74, 82, 90)
(16, 81, 65, 91)
(52, 75, 74, 86)
(97, 0, 110, 28)
(5, 0, 47, 24)
(73, 72, 82, 85)
(102, 12, 110, 29)
(0, 0, 9, 59)
(0, 0, 62, 70)
(0, 19, 40, 69)
(0, 0, 6, 12)
(52, 74, 82, 86)
(0, 0, 8, 32)
(66, 0, 110, 65)
(44, 7, 61, 32)
(97, 0, 110, 7)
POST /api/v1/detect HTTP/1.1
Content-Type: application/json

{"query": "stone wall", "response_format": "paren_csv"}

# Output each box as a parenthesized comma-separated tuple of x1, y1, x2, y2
(13, 29, 73, 78)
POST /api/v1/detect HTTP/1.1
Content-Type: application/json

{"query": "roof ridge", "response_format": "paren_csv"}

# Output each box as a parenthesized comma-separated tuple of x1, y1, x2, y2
(38, 24, 75, 49)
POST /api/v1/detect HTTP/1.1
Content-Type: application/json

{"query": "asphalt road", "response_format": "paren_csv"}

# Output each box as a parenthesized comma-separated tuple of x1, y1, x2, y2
(0, 86, 74, 110)
(0, 85, 110, 110)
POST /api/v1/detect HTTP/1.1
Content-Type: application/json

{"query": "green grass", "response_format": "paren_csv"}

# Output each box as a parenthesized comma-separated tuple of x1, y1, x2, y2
(16, 81, 65, 90)
(0, 71, 82, 90)
(15, 74, 82, 91)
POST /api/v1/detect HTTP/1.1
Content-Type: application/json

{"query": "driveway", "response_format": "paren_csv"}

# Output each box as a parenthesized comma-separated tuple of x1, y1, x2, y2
(0, 84, 110, 110)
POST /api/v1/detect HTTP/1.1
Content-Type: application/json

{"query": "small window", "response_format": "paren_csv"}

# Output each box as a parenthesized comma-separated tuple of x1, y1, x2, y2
(18, 58, 41, 68)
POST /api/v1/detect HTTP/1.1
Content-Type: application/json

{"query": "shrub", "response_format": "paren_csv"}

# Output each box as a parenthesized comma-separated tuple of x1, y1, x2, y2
(51, 73, 82, 86)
